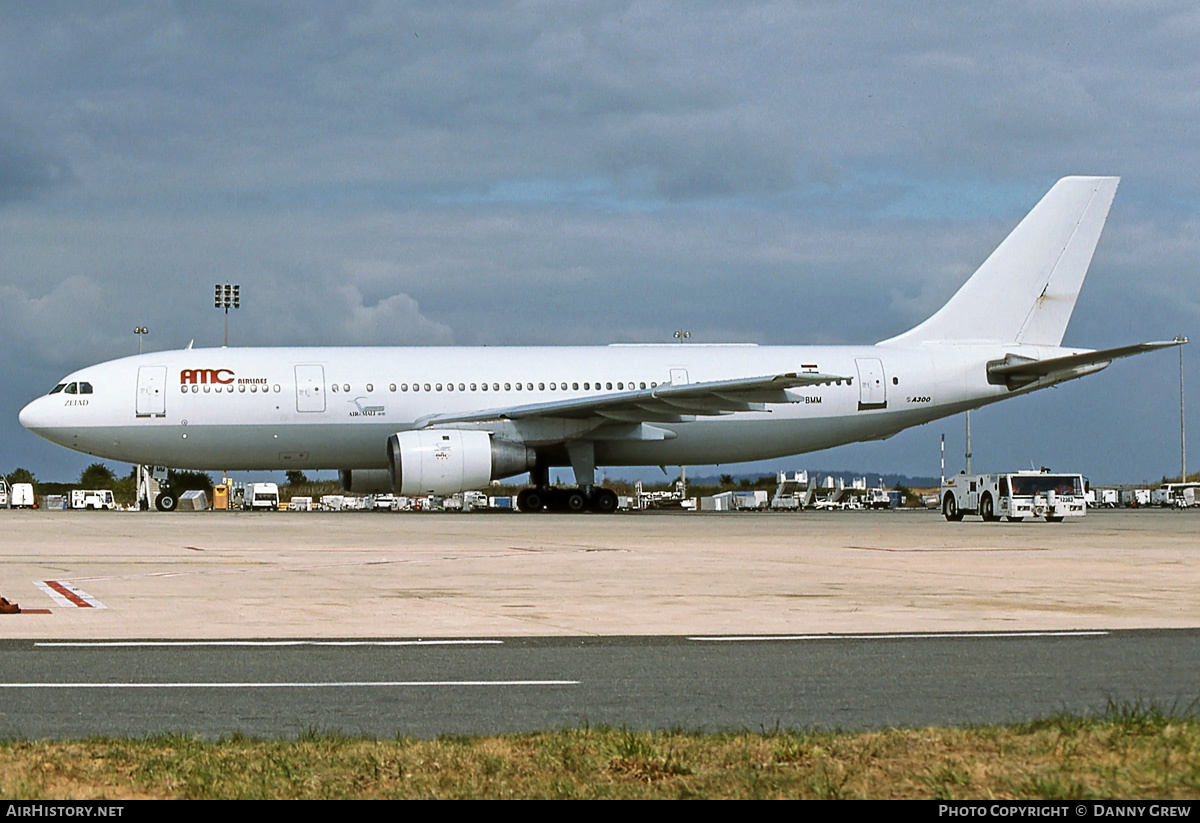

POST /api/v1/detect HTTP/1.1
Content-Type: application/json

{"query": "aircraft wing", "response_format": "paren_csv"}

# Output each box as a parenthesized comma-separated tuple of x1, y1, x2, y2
(988, 339, 1185, 389)
(416, 371, 851, 427)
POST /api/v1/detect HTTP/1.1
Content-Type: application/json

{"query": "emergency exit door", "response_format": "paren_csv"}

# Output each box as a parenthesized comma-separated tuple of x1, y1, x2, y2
(295, 364, 326, 413)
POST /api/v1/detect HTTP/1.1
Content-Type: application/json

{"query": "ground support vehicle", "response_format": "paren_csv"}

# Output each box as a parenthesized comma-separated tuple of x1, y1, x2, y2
(71, 489, 116, 510)
(244, 482, 280, 511)
(942, 471, 1086, 523)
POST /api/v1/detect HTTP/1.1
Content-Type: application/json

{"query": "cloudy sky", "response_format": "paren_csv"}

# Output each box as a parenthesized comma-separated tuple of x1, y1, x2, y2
(3, 2, 1199, 485)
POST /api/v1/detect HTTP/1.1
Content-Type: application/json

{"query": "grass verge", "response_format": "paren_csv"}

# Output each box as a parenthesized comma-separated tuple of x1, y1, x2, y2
(3, 703, 1199, 799)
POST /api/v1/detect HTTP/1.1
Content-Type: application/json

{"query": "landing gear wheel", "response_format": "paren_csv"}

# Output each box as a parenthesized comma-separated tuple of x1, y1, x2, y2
(565, 491, 586, 512)
(943, 493, 962, 522)
(591, 488, 618, 513)
(517, 488, 546, 513)
(980, 494, 999, 522)
(155, 489, 178, 512)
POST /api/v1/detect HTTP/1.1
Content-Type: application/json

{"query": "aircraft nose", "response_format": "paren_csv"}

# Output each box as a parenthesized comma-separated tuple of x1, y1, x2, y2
(19, 396, 49, 433)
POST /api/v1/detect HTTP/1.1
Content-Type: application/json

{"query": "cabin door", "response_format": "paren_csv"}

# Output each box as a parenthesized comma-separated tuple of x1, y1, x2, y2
(855, 358, 887, 410)
(135, 366, 167, 418)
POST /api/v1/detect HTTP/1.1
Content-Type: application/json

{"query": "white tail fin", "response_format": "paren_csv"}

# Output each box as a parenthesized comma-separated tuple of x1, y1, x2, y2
(880, 176, 1120, 347)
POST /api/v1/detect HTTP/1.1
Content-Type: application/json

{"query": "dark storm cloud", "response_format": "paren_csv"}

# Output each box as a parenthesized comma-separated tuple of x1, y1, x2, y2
(3, 2, 1200, 481)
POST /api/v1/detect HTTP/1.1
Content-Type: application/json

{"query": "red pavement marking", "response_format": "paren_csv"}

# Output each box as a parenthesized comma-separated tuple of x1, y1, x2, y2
(15, 609, 51, 614)
(45, 580, 91, 608)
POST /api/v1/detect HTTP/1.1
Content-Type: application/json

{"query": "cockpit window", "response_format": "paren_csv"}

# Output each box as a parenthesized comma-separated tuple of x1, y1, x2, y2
(78, 382, 93, 394)
(49, 383, 66, 395)
(63, 383, 78, 395)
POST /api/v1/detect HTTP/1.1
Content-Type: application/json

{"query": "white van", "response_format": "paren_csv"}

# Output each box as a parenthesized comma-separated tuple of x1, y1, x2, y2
(244, 482, 280, 511)
(11, 483, 35, 509)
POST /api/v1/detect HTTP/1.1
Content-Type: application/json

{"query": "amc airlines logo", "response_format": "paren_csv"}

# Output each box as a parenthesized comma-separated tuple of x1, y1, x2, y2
(180, 368, 234, 385)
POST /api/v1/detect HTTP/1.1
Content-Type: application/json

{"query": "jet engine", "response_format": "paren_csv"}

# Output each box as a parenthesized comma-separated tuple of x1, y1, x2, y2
(338, 469, 393, 494)
(388, 430, 535, 496)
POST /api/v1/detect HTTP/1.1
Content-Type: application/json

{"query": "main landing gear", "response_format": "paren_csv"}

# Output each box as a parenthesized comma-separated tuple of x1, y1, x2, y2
(516, 485, 618, 514)
(517, 443, 619, 513)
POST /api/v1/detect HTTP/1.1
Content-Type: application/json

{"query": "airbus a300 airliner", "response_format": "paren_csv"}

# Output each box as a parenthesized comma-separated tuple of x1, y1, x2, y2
(19, 177, 1183, 512)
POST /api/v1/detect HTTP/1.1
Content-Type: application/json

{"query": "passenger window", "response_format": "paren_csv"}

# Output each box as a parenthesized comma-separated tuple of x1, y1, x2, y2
(390, 383, 397, 392)
(239, 385, 246, 393)
(459, 383, 465, 391)
(447, 383, 454, 392)
(424, 383, 431, 392)
(573, 382, 579, 390)
(606, 382, 613, 390)
(539, 382, 545, 391)
(366, 383, 374, 392)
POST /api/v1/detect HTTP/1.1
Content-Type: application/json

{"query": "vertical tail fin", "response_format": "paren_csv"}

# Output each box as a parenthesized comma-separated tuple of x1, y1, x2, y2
(880, 176, 1119, 347)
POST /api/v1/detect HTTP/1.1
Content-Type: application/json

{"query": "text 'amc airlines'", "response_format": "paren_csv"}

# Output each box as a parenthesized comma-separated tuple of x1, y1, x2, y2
(20, 177, 1184, 512)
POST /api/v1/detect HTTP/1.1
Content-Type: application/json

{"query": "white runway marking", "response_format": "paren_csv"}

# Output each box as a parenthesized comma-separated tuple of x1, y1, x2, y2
(35, 640, 503, 648)
(0, 680, 577, 689)
(689, 630, 1111, 642)
(35, 580, 106, 609)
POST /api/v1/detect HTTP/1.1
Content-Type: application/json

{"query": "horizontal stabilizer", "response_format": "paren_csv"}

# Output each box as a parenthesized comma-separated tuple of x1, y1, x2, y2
(987, 339, 1186, 389)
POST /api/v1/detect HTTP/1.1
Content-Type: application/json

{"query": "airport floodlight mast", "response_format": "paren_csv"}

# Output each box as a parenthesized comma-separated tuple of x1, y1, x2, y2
(214, 283, 240, 347)
(133, 326, 148, 354)
(1179, 335, 1190, 482)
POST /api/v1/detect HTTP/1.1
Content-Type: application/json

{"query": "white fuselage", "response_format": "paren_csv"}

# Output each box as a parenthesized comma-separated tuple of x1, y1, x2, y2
(18, 341, 1076, 473)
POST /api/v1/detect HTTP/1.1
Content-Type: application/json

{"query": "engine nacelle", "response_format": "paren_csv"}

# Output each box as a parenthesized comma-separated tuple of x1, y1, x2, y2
(338, 469, 393, 494)
(387, 430, 534, 496)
